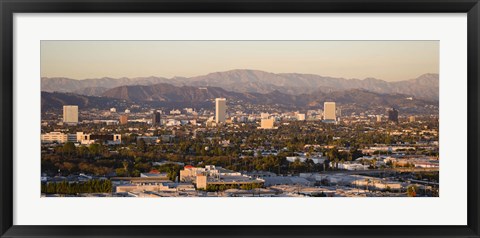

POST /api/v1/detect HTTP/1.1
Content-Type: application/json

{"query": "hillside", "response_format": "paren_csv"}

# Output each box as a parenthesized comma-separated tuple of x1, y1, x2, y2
(42, 69, 439, 101)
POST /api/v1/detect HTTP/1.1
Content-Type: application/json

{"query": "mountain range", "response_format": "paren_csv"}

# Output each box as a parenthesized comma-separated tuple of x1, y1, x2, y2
(42, 83, 438, 115)
(41, 69, 439, 101)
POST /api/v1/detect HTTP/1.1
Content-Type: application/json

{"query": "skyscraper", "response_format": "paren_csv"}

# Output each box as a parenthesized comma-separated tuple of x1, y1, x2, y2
(215, 98, 227, 124)
(323, 102, 336, 121)
(387, 108, 399, 123)
(63, 105, 78, 124)
(152, 111, 161, 126)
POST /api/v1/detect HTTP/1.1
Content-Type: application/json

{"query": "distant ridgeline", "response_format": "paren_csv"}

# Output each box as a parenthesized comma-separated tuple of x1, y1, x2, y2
(41, 69, 439, 114)
(42, 70, 439, 100)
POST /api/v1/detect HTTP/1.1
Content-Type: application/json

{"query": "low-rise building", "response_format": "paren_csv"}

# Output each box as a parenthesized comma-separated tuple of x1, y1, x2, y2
(263, 176, 312, 186)
(140, 172, 168, 178)
(258, 118, 276, 129)
(76, 132, 122, 145)
(116, 182, 195, 193)
(297, 113, 306, 121)
(180, 165, 264, 190)
(137, 136, 159, 144)
(335, 162, 369, 171)
(41, 132, 77, 143)
(286, 156, 327, 164)
(313, 174, 403, 192)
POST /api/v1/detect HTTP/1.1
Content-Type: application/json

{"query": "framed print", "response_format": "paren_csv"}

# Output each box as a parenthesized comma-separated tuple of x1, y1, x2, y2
(1, 0, 479, 237)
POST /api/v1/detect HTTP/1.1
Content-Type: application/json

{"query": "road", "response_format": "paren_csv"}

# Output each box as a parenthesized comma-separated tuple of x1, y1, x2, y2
(319, 167, 438, 175)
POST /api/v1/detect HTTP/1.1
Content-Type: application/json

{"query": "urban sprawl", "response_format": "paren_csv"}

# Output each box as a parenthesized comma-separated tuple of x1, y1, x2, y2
(41, 99, 439, 197)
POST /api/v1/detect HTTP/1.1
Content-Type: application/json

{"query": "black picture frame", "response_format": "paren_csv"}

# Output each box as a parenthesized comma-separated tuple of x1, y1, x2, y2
(1, 0, 479, 237)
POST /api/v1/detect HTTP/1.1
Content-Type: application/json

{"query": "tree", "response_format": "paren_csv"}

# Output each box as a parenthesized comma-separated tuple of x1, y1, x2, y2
(137, 138, 147, 153)
(407, 185, 417, 197)
(371, 158, 378, 169)
(115, 168, 127, 177)
(88, 143, 102, 155)
(62, 162, 75, 173)
(364, 178, 371, 191)
(41, 179, 113, 194)
(63, 142, 76, 156)
(326, 148, 339, 161)
(350, 148, 364, 161)
(122, 161, 130, 176)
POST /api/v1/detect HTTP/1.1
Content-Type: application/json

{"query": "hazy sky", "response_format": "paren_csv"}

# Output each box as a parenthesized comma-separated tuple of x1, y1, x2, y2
(41, 41, 439, 81)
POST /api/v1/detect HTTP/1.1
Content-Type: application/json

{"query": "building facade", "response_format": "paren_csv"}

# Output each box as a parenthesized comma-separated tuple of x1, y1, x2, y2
(41, 132, 74, 143)
(63, 105, 78, 124)
(152, 111, 161, 126)
(119, 115, 128, 125)
(76, 132, 122, 145)
(259, 118, 275, 129)
(323, 102, 336, 121)
(215, 98, 227, 124)
(388, 108, 399, 123)
(297, 113, 306, 121)
(180, 165, 264, 190)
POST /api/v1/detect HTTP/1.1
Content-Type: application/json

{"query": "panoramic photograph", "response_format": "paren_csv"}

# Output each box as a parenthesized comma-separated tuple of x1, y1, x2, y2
(40, 41, 439, 197)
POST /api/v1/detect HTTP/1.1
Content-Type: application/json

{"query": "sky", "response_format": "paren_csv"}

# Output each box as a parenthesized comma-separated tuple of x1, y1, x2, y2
(41, 41, 439, 82)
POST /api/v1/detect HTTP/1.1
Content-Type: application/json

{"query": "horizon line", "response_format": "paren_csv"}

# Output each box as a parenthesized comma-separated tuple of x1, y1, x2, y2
(41, 69, 439, 82)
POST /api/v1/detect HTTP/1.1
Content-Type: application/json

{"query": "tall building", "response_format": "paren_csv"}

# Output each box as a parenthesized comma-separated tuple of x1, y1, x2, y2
(323, 102, 336, 121)
(409, 116, 416, 122)
(387, 108, 399, 123)
(215, 98, 227, 124)
(152, 111, 161, 126)
(119, 115, 128, 125)
(63, 105, 78, 124)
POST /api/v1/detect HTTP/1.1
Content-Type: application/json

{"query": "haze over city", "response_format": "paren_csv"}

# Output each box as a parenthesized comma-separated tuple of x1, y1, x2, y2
(41, 41, 439, 81)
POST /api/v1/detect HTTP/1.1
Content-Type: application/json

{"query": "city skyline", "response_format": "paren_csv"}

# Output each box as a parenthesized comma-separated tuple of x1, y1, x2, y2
(41, 41, 439, 82)
(40, 41, 439, 198)
(41, 97, 439, 197)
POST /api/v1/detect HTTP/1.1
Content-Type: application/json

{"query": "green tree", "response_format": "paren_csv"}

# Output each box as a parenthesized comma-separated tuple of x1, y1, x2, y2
(88, 143, 102, 155)
(137, 138, 147, 153)
(115, 168, 127, 177)
(407, 185, 417, 197)
(63, 142, 76, 156)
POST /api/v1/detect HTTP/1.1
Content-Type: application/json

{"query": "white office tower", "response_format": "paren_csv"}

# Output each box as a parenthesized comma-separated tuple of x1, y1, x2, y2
(63, 105, 78, 124)
(324, 102, 336, 121)
(215, 98, 227, 123)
